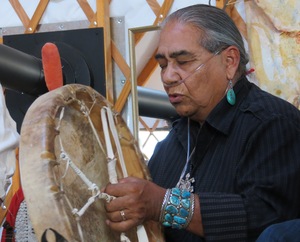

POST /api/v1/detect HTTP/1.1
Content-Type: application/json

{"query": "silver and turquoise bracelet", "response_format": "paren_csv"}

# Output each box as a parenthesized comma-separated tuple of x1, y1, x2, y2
(159, 187, 195, 229)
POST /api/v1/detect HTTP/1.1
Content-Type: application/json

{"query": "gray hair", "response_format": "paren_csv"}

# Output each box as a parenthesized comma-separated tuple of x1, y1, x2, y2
(161, 4, 249, 75)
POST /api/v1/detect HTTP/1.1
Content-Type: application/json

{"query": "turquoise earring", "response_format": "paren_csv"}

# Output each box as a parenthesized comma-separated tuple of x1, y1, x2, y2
(226, 80, 236, 105)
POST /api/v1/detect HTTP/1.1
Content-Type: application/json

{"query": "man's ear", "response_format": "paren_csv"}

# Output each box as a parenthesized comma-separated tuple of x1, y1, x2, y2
(222, 46, 240, 80)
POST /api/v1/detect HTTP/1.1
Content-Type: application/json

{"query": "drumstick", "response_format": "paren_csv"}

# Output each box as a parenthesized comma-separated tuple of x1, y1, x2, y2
(41, 42, 63, 91)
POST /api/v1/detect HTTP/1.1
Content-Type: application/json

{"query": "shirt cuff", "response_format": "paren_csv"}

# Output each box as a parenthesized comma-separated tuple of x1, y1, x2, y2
(198, 193, 247, 241)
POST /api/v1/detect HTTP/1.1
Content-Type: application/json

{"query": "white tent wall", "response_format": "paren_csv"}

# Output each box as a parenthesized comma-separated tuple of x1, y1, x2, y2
(0, 0, 215, 27)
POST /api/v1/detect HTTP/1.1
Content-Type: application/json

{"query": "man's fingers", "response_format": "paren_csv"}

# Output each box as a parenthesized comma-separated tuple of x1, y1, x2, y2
(106, 209, 131, 222)
(106, 218, 140, 233)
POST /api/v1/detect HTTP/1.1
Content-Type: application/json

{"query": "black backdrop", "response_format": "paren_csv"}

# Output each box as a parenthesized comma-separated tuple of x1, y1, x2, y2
(2, 28, 106, 132)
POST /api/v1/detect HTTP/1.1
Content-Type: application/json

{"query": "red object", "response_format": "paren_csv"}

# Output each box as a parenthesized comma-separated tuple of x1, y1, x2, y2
(245, 68, 255, 75)
(1, 188, 24, 242)
(41, 42, 64, 91)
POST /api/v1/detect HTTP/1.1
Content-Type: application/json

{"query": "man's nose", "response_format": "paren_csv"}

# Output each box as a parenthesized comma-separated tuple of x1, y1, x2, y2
(161, 65, 181, 87)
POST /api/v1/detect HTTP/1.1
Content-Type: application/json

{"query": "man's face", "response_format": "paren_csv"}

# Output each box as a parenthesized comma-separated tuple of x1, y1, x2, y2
(156, 21, 229, 123)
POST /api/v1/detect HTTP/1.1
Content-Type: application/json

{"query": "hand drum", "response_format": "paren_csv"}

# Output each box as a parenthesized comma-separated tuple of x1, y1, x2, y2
(19, 84, 165, 242)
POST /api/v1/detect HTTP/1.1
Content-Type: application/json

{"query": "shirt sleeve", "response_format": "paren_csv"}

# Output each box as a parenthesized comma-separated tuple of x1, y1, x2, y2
(199, 115, 300, 241)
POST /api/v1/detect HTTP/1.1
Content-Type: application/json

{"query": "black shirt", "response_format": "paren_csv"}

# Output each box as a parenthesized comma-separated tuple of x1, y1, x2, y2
(148, 76, 300, 242)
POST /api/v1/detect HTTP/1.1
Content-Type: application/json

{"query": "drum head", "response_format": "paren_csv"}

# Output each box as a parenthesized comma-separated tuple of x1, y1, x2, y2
(19, 84, 164, 242)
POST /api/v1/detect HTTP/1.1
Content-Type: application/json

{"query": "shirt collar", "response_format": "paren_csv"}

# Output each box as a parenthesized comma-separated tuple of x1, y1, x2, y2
(171, 75, 251, 141)
(205, 75, 251, 135)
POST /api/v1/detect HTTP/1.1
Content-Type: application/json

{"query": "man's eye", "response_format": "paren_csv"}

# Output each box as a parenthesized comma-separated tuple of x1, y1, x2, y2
(159, 64, 167, 69)
(177, 60, 191, 66)
(177, 61, 187, 65)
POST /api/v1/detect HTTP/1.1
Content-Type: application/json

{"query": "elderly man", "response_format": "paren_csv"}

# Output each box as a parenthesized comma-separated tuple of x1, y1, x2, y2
(104, 4, 300, 241)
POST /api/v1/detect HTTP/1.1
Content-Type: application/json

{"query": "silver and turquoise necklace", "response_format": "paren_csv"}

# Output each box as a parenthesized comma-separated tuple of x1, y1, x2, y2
(176, 118, 195, 192)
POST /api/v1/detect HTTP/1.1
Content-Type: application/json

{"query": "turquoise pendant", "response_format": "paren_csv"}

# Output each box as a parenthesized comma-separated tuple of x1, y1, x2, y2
(226, 88, 236, 105)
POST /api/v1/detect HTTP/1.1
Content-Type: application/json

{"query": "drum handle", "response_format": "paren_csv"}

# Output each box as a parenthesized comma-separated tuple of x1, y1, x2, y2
(101, 107, 132, 242)
(101, 107, 149, 242)
(101, 107, 128, 180)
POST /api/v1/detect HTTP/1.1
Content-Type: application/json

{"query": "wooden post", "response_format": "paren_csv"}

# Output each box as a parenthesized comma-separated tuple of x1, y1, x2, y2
(97, 0, 114, 104)
(216, 0, 226, 9)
